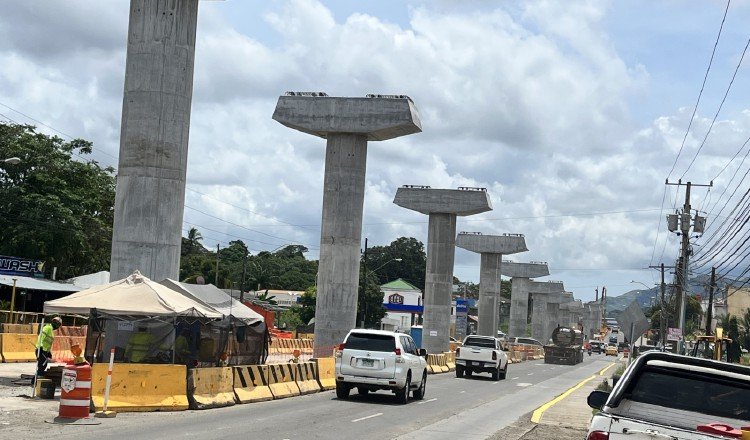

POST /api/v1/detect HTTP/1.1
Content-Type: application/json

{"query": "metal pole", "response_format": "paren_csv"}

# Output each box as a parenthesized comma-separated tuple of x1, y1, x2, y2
(31, 317, 45, 398)
(9, 278, 17, 324)
(360, 238, 368, 328)
(678, 182, 691, 340)
(705, 267, 716, 337)
(660, 264, 666, 350)
(215, 244, 220, 287)
(102, 348, 116, 412)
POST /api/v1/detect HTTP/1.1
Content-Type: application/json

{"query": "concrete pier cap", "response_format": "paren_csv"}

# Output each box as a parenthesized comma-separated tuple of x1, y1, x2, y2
(500, 261, 550, 279)
(272, 92, 422, 140)
(455, 232, 528, 254)
(393, 186, 493, 215)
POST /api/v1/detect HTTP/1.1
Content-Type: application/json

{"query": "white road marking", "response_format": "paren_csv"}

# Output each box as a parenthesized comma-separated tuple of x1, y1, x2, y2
(352, 413, 383, 423)
(460, 390, 466, 393)
(417, 398, 438, 405)
(492, 381, 499, 384)
(511, 377, 519, 380)
(517, 383, 533, 387)
(527, 373, 534, 376)
(535, 363, 544, 366)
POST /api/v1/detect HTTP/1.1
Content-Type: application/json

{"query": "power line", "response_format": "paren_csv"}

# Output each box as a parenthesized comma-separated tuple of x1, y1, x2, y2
(666, 0, 731, 180)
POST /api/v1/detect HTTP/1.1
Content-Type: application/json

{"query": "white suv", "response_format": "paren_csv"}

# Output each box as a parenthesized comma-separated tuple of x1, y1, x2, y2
(335, 330, 428, 404)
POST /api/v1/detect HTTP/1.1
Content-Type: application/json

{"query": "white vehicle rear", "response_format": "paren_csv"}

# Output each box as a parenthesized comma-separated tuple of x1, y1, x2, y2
(335, 330, 428, 404)
(455, 335, 508, 380)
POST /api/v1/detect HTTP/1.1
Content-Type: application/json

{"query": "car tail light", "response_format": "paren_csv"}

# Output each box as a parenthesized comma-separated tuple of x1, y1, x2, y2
(492, 351, 497, 360)
(586, 431, 609, 440)
(337, 343, 346, 351)
(394, 348, 401, 355)
(456, 347, 460, 356)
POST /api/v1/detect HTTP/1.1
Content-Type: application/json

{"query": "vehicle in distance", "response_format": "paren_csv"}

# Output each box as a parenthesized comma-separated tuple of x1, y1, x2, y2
(544, 326, 584, 365)
(605, 345, 618, 356)
(589, 340, 604, 354)
(508, 337, 543, 347)
(587, 351, 750, 440)
(455, 335, 508, 380)
(335, 330, 427, 404)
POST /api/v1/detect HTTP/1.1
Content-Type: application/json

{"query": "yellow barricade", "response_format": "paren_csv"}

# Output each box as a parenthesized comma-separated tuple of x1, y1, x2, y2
(187, 367, 235, 410)
(426, 354, 442, 374)
(295, 362, 320, 395)
(268, 364, 300, 399)
(0, 333, 36, 363)
(437, 354, 449, 373)
(51, 335, 86, 363)
(91, 363, 188, 412)
(313, 357, 336, 391)
(233, 365, 273, 403)
(2, 324, 33, 334)
(443, 352, 456, 371)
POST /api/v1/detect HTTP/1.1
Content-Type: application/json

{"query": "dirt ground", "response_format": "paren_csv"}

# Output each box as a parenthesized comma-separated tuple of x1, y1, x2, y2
(489, 416, 587, 440)
(0, 362, 61, 434)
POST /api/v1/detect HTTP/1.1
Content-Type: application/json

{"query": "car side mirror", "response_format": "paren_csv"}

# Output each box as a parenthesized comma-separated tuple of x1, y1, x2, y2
(587, 390, 609, 410)
(418, 348, 427, 357)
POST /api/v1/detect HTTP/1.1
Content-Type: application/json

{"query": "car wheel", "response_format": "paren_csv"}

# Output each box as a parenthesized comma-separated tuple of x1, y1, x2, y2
(396, 375, 410, 404)
(466, 369, 473, 377)
(456, 366, 464, 378)
(500, 365, 507, 380)
(413, 373, 426, 400)
(336, 382, 350, 399)
(491, 367, 500, 381)
(357, 387, 370, 396)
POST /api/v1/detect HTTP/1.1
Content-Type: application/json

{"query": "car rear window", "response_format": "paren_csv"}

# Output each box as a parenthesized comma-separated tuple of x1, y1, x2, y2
(623, 367, 750, 421)
(345, 333, 396, 352)
(464, 337, 495, 348)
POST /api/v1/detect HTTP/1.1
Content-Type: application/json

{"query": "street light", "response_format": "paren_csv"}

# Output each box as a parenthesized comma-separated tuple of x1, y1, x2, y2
(630, 280, 652, 290)
(371, 258, 402, 273)
(2, 157, 21, 165)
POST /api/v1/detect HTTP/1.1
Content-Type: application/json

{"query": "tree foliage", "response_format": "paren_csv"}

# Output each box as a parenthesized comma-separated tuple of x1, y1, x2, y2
(0, 123, 115, 279)
(365, 237, 426, 290)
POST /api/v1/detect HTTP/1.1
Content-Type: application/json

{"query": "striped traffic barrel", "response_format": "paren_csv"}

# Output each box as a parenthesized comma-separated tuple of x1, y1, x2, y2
(58, 362, 92, 420)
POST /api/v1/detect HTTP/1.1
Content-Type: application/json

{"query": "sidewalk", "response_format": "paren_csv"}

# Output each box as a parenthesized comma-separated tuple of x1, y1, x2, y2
(490, 358, 622, 440)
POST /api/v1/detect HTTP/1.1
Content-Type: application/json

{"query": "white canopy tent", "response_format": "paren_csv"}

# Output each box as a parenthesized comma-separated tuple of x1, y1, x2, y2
(160, 279, 263, 325)
(44, 271, 221, 318)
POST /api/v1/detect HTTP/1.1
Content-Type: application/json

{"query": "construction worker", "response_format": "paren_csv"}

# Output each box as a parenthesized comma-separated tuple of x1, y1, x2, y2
(36, 317, 62, 378)
(174, 329, 191, 364)
(125, 325, 155, 363)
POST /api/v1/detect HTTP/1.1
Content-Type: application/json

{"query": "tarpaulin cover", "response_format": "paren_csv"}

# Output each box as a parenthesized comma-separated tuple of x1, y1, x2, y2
(159, 280, 263, 326)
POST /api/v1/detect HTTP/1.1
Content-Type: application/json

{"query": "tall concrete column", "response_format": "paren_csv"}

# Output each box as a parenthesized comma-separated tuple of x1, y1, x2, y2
(274, 94, 421, 357)
(394, 187, 492, 353)
(502, 261, 550, 337)
(527, 281, 564, 342)
(456, 233, 527, 337)
(110, 0, 200, 282)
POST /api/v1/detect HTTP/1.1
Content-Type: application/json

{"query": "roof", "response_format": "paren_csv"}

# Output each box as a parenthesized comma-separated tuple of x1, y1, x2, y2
(160, 279, 263, 325)
(381, 278, 421, 292)
(0, 275, 81, 293)
(65, 271, 110, 288)
(43, 271, 222, 318)
(348, 329, 402, 337)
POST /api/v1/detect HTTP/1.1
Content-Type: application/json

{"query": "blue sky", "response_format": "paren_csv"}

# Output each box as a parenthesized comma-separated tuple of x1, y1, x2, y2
(2, 0, 750, 302)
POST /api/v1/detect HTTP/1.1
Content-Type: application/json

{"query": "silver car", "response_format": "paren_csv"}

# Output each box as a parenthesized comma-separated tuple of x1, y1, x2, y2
(335, 329, 428, 404)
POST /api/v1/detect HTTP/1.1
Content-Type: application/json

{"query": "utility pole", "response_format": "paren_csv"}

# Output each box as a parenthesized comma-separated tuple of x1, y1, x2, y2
(650, 263, 674, 350)
(705, 267, 716, 336)
(215, 244, 220, 287)
(240, 248, 248, 303)
(665, 179, 711, 347)
(360, 238, 368, 329)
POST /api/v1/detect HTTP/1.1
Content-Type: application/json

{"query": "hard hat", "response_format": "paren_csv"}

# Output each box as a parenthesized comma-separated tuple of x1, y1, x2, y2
(51, 317, 62, 329)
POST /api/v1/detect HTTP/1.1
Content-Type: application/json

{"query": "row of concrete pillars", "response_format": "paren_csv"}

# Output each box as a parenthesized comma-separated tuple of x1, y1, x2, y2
(109, 2, 603, 357)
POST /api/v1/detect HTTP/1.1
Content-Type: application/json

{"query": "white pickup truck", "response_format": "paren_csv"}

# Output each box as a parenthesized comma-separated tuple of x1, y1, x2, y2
(455, 335, 508, 381)
(587, 351, 750, 440)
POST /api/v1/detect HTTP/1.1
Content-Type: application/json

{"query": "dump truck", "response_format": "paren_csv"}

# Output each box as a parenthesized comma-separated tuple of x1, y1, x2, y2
(543, 326, 584, 365)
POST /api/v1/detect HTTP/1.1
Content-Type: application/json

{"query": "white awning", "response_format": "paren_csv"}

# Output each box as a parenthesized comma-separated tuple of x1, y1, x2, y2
(0, 275, 81, 293)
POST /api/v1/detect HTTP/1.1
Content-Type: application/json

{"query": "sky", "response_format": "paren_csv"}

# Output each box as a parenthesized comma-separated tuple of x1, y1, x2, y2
(2, 0, 750, 302)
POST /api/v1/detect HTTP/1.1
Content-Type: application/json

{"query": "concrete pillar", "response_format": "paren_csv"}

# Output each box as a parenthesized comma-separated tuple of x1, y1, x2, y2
(455, 233, 527, 337)
(110, 0, 200, 282)
(527, 281, 564, 342)
(274, 94, 421, 357)
(394, 187, 493, 353)
(531, 295, 547, 342)
(502, 261, 550, 337)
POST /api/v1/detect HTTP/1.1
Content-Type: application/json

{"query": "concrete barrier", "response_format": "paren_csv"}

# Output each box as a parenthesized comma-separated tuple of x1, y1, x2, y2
(187, 367, 235, 410)
(2, 323, 33, 334)
(443, 352, 456, 371)
(313, 357, 335, 391)
(91, 363, 188, 412)
(295, 362, 320, 395)
(0, 333, 36, 362)
(233, 365, 273, 403)
(268, 364, 300, 399)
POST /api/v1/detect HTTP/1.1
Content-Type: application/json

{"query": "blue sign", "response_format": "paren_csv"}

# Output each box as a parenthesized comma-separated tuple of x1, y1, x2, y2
(0, 255, 45, 277)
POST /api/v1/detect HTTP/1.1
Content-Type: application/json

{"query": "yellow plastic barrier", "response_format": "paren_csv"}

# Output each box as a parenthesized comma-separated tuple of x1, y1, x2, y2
(0, 333, 36, 362)
(268, 364, 300, 399)
(187, 367, 236, 410)
(51, 336, 87, 363)
(91, 363, 188, 412)
(233, 365, 273, 403)
(427, 354, 444, 374)
(1, 323, 33, 334)
(313, 357, 336, 391)
(295, 362, 320, 395)
(443, 352, 456, 371)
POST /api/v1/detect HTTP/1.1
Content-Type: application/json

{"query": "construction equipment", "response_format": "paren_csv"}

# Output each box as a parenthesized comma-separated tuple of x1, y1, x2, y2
(690, 328, 735, 363)
(543, 326, 584, 365)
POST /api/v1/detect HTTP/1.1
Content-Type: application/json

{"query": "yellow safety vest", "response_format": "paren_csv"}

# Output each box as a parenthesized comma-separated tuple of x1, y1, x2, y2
(36, 324, 55, 352)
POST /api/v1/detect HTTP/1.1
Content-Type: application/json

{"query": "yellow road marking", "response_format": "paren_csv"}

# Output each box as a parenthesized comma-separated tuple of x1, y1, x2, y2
(530, 374, 597, 423)
(598, 362, 616, 376)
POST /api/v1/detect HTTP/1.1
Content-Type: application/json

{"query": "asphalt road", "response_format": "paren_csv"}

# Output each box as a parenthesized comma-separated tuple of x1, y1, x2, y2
(45, 355, 614, 440)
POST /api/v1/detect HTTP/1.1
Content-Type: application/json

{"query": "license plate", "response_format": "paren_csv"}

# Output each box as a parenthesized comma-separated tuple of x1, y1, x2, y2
(362, 358, 374, 367)
(471, 361, 479, 366)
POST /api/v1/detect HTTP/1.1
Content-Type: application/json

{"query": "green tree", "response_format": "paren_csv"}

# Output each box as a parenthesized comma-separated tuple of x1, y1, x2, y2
(181, 227, 205, 257)
(278, 309, 302, 330)
(297, 286, 317, 325)
(0, 122, 115, 279)
(358, 270, 387, 328)
(365, 237, 426, 290)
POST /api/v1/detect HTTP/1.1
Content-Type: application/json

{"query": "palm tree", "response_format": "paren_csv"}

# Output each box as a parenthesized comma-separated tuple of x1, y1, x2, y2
(187, 227, 203, 249)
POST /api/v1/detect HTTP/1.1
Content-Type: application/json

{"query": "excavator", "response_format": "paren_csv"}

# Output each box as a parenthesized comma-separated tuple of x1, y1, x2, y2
(689, 327, 735, 363)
